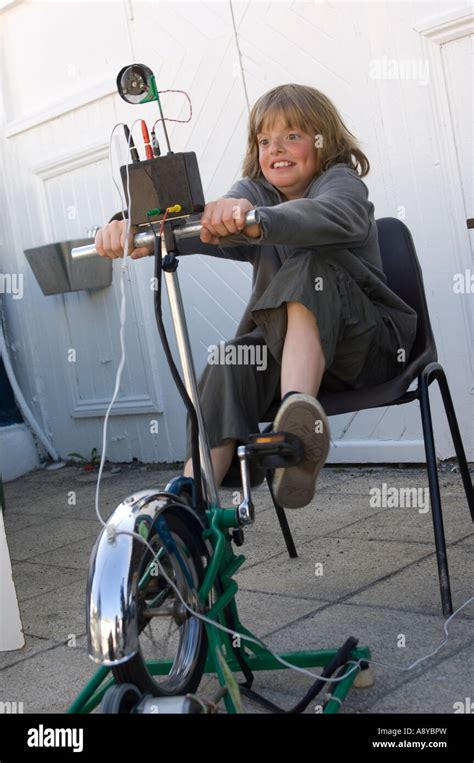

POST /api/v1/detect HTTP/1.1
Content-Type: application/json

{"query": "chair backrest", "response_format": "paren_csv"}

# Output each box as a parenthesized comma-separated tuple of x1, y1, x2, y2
(376, 217, 437, 366)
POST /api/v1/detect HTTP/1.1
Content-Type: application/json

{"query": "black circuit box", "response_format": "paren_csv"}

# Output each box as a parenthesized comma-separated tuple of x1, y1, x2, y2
(120, 151, 205, 226)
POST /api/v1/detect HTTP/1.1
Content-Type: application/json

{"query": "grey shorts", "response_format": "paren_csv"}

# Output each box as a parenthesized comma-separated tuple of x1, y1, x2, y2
(185, 250, 403, 462)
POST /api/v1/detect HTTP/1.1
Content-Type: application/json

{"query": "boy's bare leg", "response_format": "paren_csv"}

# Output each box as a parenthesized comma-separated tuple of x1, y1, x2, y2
(281, 301, 325, 397)
(183, 440, 236, 488)
(272, 302, 330, 509)
(183, 302, 323, 486)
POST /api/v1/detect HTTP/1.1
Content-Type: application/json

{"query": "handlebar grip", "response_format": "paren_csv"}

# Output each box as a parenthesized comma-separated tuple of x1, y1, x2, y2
(70, 210, 259, 260)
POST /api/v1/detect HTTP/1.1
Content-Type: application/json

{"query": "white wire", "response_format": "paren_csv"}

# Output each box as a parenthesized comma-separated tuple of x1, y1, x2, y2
(95, 122, 474, 696)
(368, 595, 474, 672)
(94, 119, 144, 534)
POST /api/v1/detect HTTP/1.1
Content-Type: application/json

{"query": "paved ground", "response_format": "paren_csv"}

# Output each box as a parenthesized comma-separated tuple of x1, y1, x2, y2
(1, 459, 473, 714)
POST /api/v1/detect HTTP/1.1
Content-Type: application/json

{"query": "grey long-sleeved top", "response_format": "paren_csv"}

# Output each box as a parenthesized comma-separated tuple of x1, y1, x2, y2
(110, 162, 418, 357)
(175, 162, 418, 358)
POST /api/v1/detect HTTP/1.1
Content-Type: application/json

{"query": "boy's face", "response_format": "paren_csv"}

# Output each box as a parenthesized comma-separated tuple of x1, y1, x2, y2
(257, 114, 320, 200)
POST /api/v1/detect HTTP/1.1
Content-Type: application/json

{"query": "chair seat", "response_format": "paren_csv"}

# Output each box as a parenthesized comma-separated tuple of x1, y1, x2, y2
(261, 362, 424, 422)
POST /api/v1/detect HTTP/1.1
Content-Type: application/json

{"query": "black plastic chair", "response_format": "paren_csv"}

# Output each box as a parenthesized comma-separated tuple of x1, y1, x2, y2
(223, 217, 473, 616)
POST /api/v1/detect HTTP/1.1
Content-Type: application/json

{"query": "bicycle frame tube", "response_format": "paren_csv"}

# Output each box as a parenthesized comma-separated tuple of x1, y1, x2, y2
(162, 244, 220, 509)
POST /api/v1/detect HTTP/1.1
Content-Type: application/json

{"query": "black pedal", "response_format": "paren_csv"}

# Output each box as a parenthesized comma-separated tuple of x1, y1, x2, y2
(245, 432, 305, 469)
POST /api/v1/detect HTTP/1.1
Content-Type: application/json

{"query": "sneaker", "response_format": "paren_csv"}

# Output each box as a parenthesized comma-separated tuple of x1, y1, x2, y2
(271, 392, 330, 508)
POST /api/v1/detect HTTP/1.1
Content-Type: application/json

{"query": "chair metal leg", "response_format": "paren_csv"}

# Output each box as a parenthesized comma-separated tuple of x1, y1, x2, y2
(432, 365, 474, 521)
(265, 469, 298, 559)
(0, 474, 5, 514)
(418, 363, 453, 616)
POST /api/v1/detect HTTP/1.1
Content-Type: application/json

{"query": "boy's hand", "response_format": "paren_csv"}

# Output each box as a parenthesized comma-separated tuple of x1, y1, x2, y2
(200, 198, 261, 245)
(95, 220, 153, 260)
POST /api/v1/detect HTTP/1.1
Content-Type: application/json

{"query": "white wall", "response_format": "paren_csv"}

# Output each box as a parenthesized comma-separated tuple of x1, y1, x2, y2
(0, 0, 472, 467)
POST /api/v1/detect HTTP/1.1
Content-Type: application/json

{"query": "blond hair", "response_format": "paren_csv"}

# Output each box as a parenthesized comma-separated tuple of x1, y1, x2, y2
(242, 83, 370, 180)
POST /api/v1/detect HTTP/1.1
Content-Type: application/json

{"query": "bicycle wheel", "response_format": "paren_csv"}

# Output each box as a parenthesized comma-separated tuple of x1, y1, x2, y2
(112, 506, 208, 696)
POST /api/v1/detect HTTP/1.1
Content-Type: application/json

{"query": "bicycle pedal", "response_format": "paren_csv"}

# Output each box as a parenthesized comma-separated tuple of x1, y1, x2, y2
(245, 431, 305, 469)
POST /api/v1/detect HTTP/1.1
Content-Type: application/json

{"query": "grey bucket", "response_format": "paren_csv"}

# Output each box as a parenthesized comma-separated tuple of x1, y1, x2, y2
(24, 239, 112, 296)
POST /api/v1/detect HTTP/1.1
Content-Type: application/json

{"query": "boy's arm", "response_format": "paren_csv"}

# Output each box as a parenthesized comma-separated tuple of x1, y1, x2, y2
(252, 167, 372, 248)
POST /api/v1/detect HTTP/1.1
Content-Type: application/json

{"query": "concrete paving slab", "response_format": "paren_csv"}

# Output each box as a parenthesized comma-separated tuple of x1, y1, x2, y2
(319, 467, 472, 496)
(324, 497, 473, 545)
(7, 518, 101, 562)
(253, 602, 474, 714)
(3, 512, 52, 533)
(249, 492, 398, 539)
(0, 634, 59, 672)
(10, 561, 86, 602)
(232, 589, 330, 635)
(24, 537, 98, 571)
(372, 643, 474, 714)
(347, 543, 473, 617)
(0, 640, 98, 714)
(235, 535, 431, 601)
(19, 577, 89, 641)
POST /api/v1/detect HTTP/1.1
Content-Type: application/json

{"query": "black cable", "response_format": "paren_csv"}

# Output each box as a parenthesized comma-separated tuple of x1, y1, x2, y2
(238, 636, 359, 714)
(147, 220, 205, 514)
(123, 124, 140, 163)
(287, 636, 359, 714)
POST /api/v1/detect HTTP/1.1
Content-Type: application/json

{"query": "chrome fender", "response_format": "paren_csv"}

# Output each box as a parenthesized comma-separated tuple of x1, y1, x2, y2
(86, 489, 209, 666)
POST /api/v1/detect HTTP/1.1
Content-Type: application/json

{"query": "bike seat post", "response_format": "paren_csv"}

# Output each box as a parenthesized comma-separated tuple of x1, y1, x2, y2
(162, 240, 220, 509)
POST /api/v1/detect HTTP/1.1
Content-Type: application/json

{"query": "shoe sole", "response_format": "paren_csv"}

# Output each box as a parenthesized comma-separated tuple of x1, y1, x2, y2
(271, 394, 330, 508)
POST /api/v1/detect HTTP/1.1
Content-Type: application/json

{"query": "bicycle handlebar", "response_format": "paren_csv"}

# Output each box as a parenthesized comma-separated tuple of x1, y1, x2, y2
(70, 210, 259, 260)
